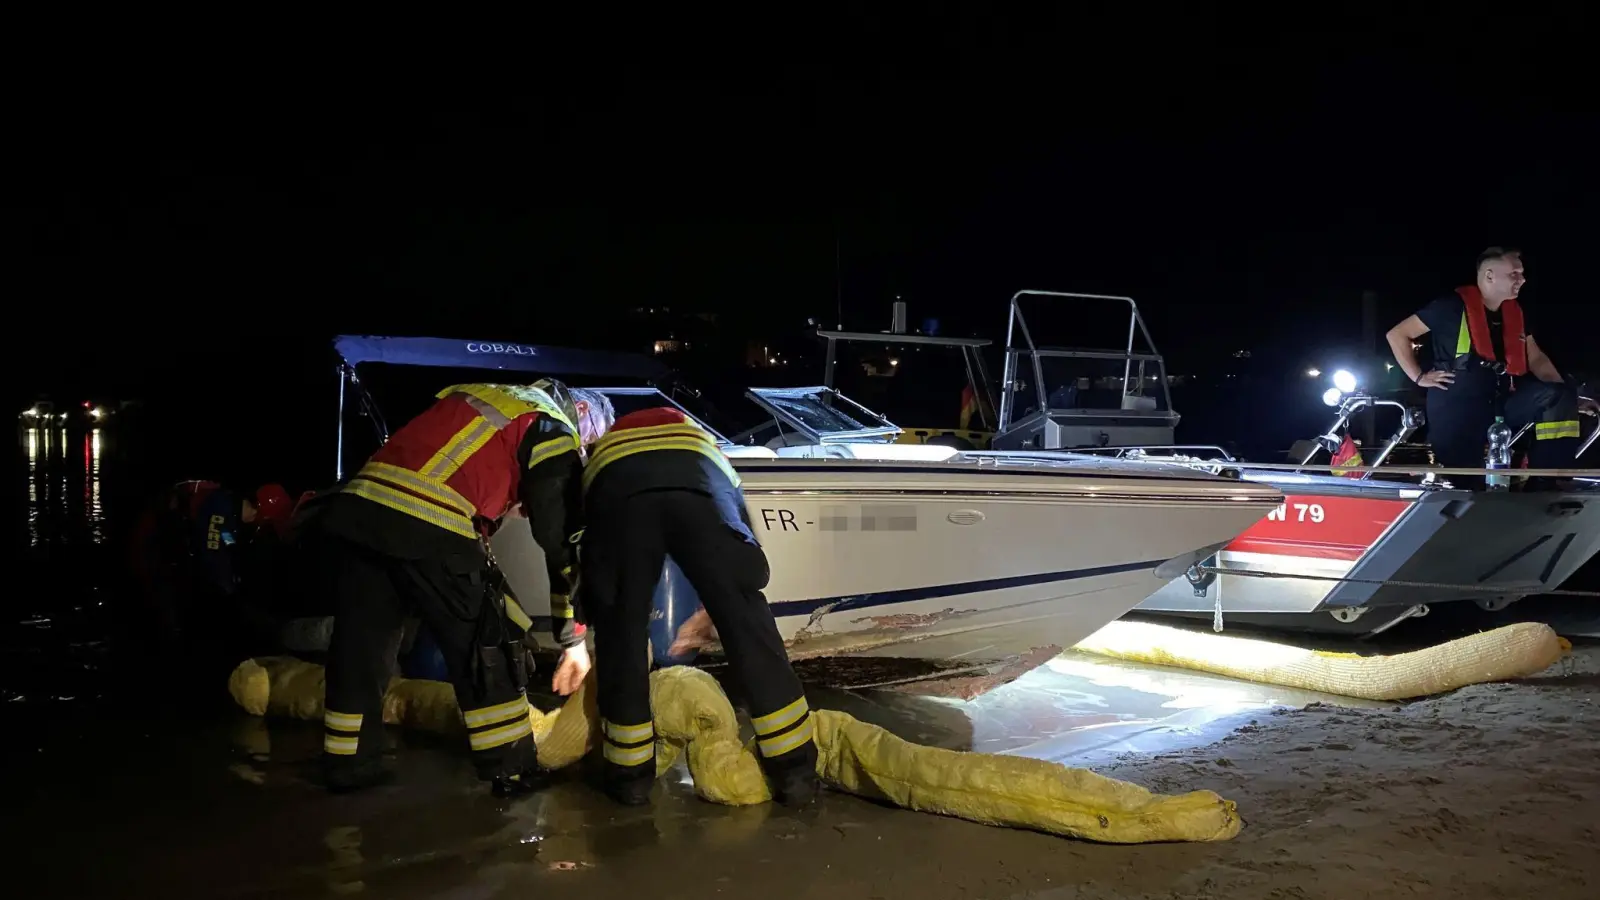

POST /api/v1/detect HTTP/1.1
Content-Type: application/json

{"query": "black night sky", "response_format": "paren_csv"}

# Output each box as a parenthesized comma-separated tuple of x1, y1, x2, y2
(10, 9, 1597, 476)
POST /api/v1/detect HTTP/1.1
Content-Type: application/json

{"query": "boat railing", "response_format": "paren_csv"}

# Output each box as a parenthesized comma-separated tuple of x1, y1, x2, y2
(997, 290, 1174, 435)
(1047, 443, 1234, 459)
(812, 327, 999, 433)
(1295, 393, 1423, 479)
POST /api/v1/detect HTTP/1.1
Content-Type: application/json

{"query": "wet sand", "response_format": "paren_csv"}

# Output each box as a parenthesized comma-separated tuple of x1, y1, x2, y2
(8, 645, 1598, 899)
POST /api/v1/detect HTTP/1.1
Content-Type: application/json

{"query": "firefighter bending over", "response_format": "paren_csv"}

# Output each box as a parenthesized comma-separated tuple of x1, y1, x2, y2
(315, 380, 614, 795)
(1386, 247, 1596, 487)
(579, 407, 819, 808)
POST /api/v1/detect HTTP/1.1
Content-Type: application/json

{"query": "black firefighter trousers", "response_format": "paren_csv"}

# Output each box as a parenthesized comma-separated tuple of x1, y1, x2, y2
(581, 489, 818, 796)
(1426, 371, 1582, 488)
(321, 536, 535, 785)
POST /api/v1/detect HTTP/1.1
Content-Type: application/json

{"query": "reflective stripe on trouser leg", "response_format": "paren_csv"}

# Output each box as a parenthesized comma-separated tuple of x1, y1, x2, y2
(601, 718, 656, 771)
(1537, 420, 1581, 440)
(751, 696, 815, 761)
(462, 696, 533, 754)
(324, 710, 363, 756)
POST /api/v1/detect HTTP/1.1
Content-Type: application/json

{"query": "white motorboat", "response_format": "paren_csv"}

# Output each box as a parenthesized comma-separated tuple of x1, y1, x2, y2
(329, 337, 1284, 663)
(709, 387, 1282, 661)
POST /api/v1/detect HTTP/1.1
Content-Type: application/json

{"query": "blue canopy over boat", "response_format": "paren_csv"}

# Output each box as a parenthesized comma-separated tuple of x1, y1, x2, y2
(332, 335, 668, 381)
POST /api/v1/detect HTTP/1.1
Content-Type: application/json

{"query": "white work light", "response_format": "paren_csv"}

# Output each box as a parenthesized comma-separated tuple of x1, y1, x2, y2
(1322, 387, 1343, 407)
(1332, 369, 1357, 393)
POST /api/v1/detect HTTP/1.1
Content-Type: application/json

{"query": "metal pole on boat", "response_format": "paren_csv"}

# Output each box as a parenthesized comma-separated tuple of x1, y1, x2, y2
(1121, 302, 1137, 406)
(1361, 403, 1424, 477)
(1579, 423, 1600, 459)
(998, 296, 1019, 431)
(960, 348, 989, 430)
(335, 363, 347, 482)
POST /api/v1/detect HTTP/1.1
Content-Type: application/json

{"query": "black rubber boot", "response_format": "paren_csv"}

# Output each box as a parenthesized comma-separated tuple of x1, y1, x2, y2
(601, 776, 654, 807)
(772, 768, 819, 809)
(324, 758, 395, 794)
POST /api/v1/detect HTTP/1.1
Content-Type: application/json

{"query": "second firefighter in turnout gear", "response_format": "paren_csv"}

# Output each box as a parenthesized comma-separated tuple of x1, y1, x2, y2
(1386, 247, 1597, 488)
(579, 407, 820, 807)
(316, 380, 614, 794)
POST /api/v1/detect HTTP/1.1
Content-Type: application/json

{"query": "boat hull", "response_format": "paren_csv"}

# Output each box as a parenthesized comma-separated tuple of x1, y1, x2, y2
(1137, 473, 1600, 635)
(499, 456, 1282, 662)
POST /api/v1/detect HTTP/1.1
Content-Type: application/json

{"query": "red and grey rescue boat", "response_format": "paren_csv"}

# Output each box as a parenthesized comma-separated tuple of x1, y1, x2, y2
(1135, 472, 1600, 634)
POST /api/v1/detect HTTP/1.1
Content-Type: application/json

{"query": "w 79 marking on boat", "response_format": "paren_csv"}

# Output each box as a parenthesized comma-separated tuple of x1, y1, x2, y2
(1266, 502, 1326, 523)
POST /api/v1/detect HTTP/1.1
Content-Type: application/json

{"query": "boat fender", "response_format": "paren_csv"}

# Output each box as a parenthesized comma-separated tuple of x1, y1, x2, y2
(649, 556, 703, 667)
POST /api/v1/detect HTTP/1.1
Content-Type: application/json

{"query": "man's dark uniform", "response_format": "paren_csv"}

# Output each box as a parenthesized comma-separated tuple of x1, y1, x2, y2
(578, 407, 818, 807)
(1415, 285, 1581, 484)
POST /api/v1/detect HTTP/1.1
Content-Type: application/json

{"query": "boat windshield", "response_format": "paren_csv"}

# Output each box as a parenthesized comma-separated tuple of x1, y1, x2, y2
(590, 387, 733, 444)
(746, 387, 902, 444)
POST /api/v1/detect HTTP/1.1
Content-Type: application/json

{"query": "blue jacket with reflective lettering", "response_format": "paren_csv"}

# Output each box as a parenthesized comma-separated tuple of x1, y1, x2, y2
(191, 488, 244, 596)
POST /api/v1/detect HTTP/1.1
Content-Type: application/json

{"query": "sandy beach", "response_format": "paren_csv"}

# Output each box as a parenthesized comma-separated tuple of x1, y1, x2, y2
(1064, 645, 1600, 899)
(12, 643, 1599, 899)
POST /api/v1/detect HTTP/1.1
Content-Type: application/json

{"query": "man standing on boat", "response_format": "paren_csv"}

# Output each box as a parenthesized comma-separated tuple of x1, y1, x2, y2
(578, 405, 819, 808)
(314, 379, 614, 795)
(1385, 247, 1594, 487)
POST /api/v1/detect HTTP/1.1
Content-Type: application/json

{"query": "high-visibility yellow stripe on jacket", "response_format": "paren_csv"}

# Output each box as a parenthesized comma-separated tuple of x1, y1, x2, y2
(344, 383, 578, 539)
(582, 407, 741, 497)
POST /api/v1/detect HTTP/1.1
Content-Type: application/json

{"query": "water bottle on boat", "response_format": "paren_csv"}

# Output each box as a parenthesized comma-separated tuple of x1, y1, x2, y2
(1486, 416, 1512, 490)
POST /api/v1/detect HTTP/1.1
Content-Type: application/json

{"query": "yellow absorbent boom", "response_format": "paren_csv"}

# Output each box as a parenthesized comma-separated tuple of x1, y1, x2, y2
(1071, 620, 1569, 701)
(228, 658, 1240, 843)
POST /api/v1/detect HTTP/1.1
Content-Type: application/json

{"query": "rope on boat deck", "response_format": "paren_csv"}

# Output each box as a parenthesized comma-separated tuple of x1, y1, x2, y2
(1176, 461, 1600, 478)
(1193, 565, 1600, 598)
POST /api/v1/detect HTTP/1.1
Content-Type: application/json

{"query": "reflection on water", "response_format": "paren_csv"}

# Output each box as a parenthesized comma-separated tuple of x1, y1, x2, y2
(9, 424, 120, 706)
(87, 428, 104, 543)
(22, 425, 106, 548)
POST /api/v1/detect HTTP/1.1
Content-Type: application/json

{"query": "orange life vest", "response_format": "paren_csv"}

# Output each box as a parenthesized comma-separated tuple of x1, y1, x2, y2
(1454, 285, 1527, 376)
(1328, 434, 1364, 479)
(346, 384, 578, 540)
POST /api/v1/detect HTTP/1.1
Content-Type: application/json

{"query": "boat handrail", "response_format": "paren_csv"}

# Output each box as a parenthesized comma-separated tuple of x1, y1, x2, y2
(814, 329, 992, 349)
(997, 290, 1174, 436)
(1050, 444, 1237, 461)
